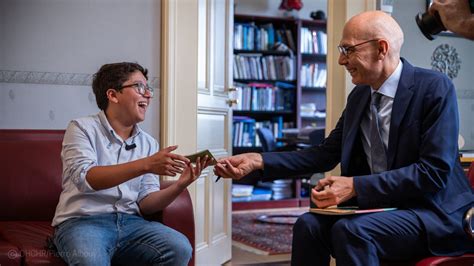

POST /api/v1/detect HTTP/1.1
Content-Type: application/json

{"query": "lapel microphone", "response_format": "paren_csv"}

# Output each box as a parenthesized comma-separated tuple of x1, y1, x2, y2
(125, 143, 137, 151)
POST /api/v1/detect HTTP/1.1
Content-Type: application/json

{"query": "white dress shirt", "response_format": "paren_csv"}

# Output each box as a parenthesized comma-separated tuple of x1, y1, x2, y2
(360, 60, 403, 173)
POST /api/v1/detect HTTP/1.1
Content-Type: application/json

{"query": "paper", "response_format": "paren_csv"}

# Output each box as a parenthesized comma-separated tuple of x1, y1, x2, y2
(185, 149, 217, 165)
(309, 206, 397, 215)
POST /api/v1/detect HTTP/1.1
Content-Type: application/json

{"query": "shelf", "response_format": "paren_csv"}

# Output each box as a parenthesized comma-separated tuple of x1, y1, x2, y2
(301, 53, 327, 62)
(301, 86, 325, 91)
(233, 111, 295, 122)
(234, 49, 293, 56)
(301, 19, 327, 28)
(233, 146, 262, 154)
(301, 116, 326, 122)
(234, 110, 293, 115)
(232, 198, 309, 211)
(235, 14, 298, 24)
(234, 79, 296, 84)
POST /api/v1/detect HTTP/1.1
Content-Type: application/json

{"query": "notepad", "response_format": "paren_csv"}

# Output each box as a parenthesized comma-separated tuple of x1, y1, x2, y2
(185, 149, 217, 165)
(309, 206, 397, 215)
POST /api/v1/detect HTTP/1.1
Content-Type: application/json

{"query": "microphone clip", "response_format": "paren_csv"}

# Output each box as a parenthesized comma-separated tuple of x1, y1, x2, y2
(125, 143, 136, 151)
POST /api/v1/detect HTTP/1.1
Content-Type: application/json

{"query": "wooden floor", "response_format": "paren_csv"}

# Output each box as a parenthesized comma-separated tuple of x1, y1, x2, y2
(223, 245, 336, 266)
(223, 245, 290, 266)
(223, 207, 335, 266)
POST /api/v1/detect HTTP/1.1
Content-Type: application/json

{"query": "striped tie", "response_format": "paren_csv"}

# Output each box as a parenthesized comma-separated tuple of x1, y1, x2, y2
(370, 92, 387, 174)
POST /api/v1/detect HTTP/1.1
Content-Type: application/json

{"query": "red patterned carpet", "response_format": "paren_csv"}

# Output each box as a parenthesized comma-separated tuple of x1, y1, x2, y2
(232, 209, 306, 255)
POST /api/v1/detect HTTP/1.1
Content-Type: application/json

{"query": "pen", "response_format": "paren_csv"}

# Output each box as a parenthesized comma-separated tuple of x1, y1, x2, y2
(214, 162, 226, 182)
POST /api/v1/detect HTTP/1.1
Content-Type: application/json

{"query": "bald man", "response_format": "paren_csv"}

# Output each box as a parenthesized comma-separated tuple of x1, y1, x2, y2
(215, 11, 474, 265)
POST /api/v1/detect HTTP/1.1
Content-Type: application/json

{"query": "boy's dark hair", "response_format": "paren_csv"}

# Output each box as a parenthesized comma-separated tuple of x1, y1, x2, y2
(92, 62, 148, 110)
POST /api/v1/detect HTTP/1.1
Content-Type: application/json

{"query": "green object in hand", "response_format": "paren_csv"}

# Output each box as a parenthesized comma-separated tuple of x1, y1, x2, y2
(185, 149, 217, 165)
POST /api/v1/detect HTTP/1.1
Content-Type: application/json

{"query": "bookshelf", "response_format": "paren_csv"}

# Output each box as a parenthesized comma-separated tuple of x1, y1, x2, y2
(232, 15, 327, 210)
(298, 19, 327, 129)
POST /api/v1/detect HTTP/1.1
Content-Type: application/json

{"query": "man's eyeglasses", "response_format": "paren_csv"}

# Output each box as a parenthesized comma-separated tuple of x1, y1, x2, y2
(118, 83, 154, 97)
(337, 39, 380, 56)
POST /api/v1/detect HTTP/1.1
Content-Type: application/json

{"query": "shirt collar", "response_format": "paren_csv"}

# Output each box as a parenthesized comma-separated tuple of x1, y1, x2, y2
(98, 110, 142, 143)
(371, 60, 403, 98)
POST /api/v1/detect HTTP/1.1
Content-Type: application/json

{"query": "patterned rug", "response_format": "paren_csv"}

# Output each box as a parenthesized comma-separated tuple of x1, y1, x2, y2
(232, 210, 306, 255)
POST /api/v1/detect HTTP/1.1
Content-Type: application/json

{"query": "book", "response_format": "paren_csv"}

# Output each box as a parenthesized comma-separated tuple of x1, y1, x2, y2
(232, 184, 254, 197)
(185, 149, 217, 165)
(309, 206, 397, 216)
(232, 186, 272, 202)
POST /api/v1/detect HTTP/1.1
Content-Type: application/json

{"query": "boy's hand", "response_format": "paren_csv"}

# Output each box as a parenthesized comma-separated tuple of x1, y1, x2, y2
(177, 155, 213, 189)
(147, 145, 190, 176)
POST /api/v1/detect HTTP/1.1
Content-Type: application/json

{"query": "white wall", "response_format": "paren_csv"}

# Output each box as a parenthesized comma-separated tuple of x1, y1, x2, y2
(235, 0, 327, 20)
(392, 0, 474, 150)
(0, 0, 161, 138)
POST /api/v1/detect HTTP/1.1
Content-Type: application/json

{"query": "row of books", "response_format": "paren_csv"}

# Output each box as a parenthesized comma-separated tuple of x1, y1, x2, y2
(300, 103, 326, 118)
(231, 82, 294, 111)
(233, 54, 296, 81)
(231, 181, 294, 202)
(233, 116, 294, 147)
(300, 28, 327, 55)
(301, 63, 327, 88)
(232, 184, 273, 202)
(234, 22, 296, 51)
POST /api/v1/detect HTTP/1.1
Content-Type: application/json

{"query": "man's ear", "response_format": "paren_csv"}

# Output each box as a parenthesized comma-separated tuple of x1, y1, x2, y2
(377, 39, 389, 59)
(106, 89, 119, 104)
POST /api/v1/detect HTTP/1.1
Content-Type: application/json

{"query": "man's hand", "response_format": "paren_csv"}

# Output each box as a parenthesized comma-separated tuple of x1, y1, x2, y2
(312, 176, 356, 208)
(176, 156, 212, 189)
(146, 145, 190, 176)
(213, 153, 263, 180)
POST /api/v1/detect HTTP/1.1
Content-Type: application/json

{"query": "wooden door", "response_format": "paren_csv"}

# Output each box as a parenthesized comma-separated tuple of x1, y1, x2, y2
(161, 0, 233, 264)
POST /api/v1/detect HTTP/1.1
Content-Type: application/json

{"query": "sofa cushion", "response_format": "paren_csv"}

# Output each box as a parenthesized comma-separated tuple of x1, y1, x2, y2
(0, 239, 21, 266)
(0, 222, 65, 265)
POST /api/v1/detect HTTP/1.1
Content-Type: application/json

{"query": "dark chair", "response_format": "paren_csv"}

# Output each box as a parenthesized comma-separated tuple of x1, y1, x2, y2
(257, 127, 277, 152)
(256, 126, 315, 192)
(256, 127, 298, 152)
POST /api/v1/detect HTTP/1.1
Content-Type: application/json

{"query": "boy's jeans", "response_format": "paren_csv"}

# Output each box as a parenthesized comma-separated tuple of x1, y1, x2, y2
(54, 213, 192, 266)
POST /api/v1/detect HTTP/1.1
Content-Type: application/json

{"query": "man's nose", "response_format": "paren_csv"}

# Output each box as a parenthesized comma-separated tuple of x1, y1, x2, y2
(338, 52, 347, 65)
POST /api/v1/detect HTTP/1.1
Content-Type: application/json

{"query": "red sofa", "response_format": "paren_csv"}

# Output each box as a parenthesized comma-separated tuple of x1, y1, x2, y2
(0, 130, 195, 266)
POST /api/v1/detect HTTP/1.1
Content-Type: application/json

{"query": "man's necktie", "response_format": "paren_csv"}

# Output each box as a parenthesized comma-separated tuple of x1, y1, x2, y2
(370, 92, 387, 174)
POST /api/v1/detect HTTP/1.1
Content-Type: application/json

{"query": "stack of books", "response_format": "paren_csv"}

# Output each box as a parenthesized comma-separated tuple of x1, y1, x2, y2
(257, 180, 293, 200)
(232, 184, 273, 202)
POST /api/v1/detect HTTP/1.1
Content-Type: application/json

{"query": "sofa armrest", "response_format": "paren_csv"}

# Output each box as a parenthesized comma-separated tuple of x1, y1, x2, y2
(146, 180, 195, 266)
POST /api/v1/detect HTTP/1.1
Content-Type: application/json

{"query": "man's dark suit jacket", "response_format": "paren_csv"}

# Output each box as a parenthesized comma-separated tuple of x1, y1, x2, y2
(261, 58, 474, 255)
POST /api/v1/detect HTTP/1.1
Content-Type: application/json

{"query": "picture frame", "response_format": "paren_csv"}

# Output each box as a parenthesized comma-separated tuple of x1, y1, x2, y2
(425, 0, 461, 38)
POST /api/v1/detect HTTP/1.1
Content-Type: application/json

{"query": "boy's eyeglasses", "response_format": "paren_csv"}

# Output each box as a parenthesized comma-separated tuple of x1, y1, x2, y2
(118, 83, 154, 97)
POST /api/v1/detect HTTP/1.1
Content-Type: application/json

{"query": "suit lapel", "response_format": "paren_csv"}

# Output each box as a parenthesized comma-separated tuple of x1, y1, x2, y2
(341, 87, 370, 174)
(387, 59, 415, 169)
